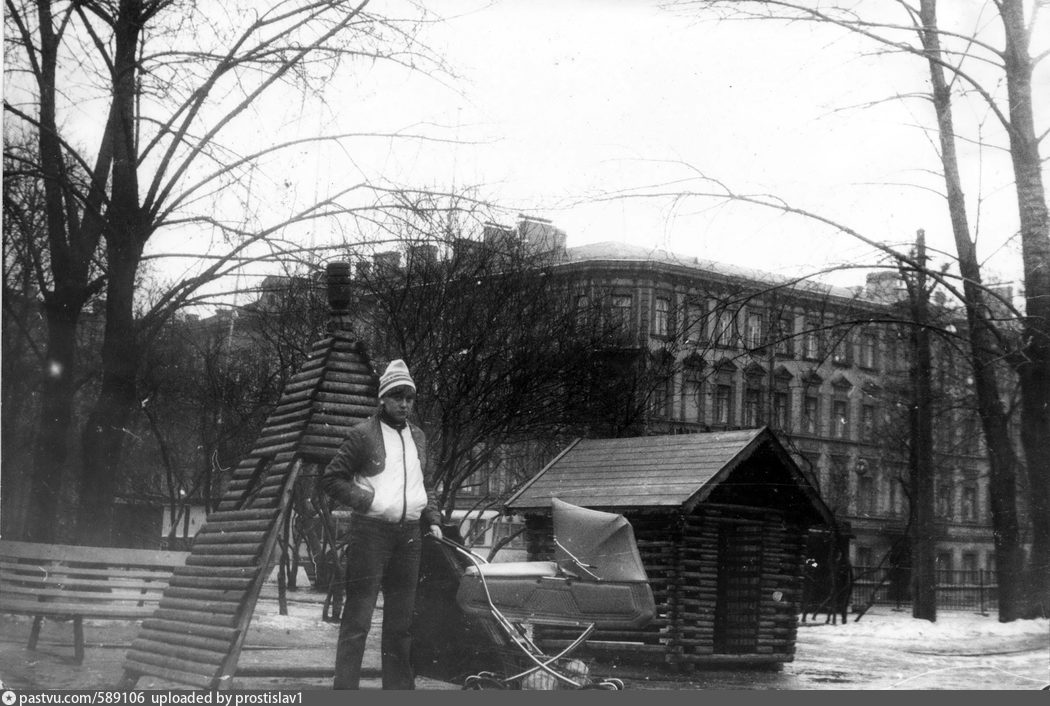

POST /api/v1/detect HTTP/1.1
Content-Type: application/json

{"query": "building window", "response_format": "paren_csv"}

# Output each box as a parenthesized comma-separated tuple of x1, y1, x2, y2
(773, 390, 790, 430)
(684, 301, 704, 343)
(714, 384, 733, 425)
(936, 552, 954, 578)
(458, 469, 483, 497)
(937, 484, 953, 519)
(890, 468, 907, 518)
(651, 378, 670, 419)
(684, 378, 703, 422)
(831, 399, 850, 439)
(860, 404, 875, 442)
(961, 415, 980, 455)
(832, 333, 851, 366)
(961, 553, 979, 582)
(802, 321, 821, 360)
(745, 311, 764, 350)
(855, 545, 873, 569)
(803, 395, 819, 434)
(744, 387, 763, 427)
(611, 294, 633, 333)
(962, 485, 977, 521)
(654, 296, 670, 337)
(858, 331, 878, 369)
(774, 315, 794, 357)
(714, 309, 735, 347)
(574, 294, 591, 329)
(829, 455, 850, 509)
(857, 474, 876, 516)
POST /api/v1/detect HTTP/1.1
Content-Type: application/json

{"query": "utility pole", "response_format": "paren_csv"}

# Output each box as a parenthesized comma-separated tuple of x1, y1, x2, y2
(905, 229, 937, 621)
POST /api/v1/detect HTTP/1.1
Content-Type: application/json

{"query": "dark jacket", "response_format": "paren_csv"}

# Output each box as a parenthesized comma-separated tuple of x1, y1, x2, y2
(321, 413, 442, 527)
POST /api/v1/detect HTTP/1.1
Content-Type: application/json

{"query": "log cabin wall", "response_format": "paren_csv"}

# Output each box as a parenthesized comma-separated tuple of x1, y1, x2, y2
(523, 503, 807, 669)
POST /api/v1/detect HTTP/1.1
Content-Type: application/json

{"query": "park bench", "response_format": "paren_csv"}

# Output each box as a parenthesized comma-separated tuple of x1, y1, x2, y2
(0, 539, 188, 663)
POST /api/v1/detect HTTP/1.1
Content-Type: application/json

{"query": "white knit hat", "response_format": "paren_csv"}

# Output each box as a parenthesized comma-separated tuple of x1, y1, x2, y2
(378, 359, 416, 398)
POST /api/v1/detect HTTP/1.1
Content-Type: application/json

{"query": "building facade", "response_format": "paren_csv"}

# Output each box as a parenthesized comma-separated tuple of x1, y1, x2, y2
(553, 239, 999, 581)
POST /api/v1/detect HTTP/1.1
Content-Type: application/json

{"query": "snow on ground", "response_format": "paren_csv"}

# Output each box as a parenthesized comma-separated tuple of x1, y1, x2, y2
(801, 607, 1049, 645)
(245, 594, 1049, 689)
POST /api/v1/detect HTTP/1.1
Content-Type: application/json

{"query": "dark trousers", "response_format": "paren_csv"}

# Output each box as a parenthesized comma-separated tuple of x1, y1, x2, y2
(334, 514, 422, 689)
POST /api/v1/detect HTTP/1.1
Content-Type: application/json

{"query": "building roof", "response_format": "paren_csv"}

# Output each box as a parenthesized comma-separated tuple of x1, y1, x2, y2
(505, 427, 834, 525)
(565, 241, 867, 303)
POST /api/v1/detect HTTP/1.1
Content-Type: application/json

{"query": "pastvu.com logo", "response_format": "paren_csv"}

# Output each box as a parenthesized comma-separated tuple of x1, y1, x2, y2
(2, 688, 17, 706)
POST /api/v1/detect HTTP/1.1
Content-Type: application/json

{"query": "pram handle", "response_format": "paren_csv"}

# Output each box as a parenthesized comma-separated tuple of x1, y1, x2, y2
(428, 533, 491, 566)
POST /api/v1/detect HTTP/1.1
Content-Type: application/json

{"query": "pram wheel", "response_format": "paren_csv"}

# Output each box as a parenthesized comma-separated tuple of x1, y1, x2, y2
(463, 672, 506, 690)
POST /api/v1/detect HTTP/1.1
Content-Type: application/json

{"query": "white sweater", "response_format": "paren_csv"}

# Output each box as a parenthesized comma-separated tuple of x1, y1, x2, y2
(358, 421, 428, 522)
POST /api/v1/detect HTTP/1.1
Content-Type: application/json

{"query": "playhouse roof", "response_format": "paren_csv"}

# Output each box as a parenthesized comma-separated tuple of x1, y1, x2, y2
(505, 427, 833, 525)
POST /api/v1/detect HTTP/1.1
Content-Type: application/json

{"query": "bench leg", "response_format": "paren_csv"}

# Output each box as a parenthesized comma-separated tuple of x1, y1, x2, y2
(28, 616, 43, 650)
(74, 616, 85, 664)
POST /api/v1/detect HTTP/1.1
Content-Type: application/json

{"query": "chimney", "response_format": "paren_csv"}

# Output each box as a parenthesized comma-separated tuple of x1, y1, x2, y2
(518, 215, 567, 259)
(326, 261, 353, 332)
(483, 222, 517, 249)
(373, 250, 401, 273)
(407, 244, 438, 269)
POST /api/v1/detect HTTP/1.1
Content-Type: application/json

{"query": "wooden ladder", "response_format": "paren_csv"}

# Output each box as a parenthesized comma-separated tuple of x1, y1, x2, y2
(121, 334, 376, 689)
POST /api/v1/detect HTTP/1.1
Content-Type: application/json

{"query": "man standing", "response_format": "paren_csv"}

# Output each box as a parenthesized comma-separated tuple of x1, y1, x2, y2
(322, 359, 443, 689)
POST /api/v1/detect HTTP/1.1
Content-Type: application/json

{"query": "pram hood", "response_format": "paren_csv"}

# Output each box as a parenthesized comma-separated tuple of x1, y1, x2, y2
(552, 498, 647, 582)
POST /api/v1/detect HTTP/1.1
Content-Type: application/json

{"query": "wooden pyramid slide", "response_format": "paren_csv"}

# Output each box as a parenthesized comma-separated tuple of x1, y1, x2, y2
(120, 324, 378, 690)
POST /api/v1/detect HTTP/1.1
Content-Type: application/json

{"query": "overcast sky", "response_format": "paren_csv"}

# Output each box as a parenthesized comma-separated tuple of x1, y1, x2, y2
(138, 0, 1046, 301)
(283, 0, 1043, 291)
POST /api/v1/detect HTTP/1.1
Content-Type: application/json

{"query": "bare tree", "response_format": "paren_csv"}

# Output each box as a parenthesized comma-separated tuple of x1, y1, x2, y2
(3, 0, 451, 544)
(660, 0, 1048, 620)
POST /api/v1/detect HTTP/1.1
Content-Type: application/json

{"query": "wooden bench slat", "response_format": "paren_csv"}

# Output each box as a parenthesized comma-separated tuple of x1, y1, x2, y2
(0, 585, 167, 602)
(0, 541, 188, 567)
(0, 567, 177, 586)
(0, 556, 182, 571)
(0, 597, 155, 619)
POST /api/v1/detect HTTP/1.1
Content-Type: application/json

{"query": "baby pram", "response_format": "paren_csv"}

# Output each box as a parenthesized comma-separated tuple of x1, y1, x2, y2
(412, 498, 655, 690)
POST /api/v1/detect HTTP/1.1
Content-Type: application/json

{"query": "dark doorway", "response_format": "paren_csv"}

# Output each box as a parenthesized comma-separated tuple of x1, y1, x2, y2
(714, 522, 762, 653)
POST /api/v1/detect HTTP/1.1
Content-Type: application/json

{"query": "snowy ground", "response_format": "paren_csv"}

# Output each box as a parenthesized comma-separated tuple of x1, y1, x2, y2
(246, 596, 1049, 690)
(1, 589, 1046, 691)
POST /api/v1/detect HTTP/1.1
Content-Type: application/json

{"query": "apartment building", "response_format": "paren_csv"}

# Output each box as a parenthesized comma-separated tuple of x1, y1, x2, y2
(554, 239, 998, 577)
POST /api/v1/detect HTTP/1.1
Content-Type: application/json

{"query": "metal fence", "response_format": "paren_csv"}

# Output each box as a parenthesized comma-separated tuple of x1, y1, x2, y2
(851, 566, 998, 613)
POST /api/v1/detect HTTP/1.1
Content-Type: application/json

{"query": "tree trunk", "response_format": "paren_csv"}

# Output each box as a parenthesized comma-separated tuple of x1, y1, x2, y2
(908, 230, 936, 621)
(919, 0, 1025, 621)
(77, 239, 143, 546)
(26, 295, 82, 542)
(1000, 0, 1050, 619)
(75, 2, 146, 547)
